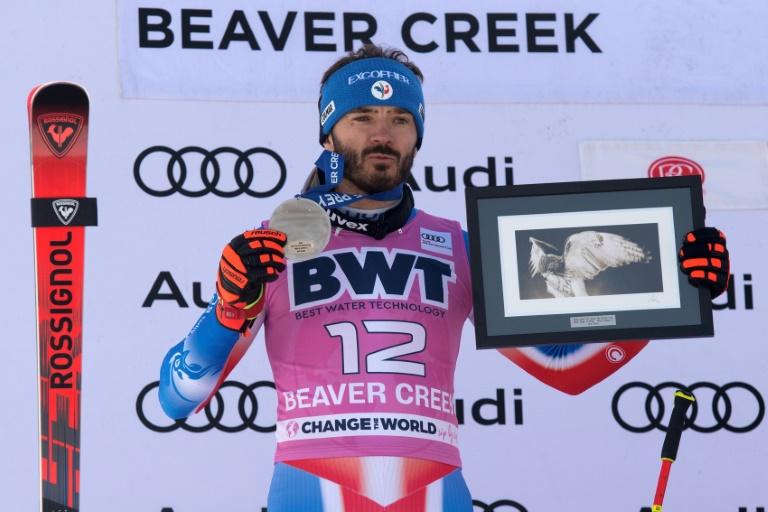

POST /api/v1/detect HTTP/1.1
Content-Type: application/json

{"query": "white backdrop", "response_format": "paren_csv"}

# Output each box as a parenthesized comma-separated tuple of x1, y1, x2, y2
(2, 2, 766, 512)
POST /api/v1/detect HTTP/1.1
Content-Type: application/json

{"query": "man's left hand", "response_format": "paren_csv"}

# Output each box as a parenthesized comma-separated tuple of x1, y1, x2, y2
(679, 227, 730, 298)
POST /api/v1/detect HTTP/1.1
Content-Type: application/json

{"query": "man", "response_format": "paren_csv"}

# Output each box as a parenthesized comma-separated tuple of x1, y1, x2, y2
(158, 44, 729, 511)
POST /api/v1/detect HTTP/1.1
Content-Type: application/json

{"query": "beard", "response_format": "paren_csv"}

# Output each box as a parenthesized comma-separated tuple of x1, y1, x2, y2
(330, 137, 417, 195)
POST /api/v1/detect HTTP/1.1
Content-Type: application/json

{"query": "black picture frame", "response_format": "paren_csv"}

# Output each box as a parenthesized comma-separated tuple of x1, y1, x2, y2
(465, 176, 712, 349)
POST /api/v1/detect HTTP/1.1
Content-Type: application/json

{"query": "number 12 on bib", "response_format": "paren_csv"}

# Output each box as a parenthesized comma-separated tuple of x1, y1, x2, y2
(29, 81, 97, 512)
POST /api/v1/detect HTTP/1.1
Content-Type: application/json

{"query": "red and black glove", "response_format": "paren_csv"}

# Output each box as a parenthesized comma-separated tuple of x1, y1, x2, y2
(215, 229, 287, 331)
(679, 227, 730, 298)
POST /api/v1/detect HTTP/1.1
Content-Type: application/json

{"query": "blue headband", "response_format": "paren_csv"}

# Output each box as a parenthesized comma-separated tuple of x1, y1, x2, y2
(319, 57, 425, 149)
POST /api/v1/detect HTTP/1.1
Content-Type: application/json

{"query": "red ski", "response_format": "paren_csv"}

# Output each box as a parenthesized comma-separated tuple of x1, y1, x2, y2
(29, 82, 96, 512)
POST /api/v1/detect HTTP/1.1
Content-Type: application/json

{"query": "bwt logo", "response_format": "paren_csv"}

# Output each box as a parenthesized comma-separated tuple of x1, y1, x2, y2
(289, 249, 454, 309)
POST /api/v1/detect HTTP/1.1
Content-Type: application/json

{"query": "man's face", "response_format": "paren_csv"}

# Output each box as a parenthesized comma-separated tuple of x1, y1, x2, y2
(323, 106, 418, 196)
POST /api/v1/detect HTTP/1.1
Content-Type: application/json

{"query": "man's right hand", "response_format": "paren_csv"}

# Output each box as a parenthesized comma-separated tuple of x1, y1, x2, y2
(215, 229, 287, 331)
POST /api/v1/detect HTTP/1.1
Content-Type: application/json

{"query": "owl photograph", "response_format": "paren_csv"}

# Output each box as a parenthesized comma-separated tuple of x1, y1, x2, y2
(516, 223, 664, 300)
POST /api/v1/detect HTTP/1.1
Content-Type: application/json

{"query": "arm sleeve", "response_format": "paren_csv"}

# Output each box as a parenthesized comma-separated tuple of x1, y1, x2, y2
(158, 295, 262, 419)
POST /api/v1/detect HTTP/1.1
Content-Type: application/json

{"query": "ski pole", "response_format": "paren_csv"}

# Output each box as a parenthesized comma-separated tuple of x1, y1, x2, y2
(651, 389, 696, 512)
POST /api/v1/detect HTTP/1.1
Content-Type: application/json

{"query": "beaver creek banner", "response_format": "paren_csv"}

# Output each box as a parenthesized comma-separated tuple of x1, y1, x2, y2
(117, 0, 768, 104)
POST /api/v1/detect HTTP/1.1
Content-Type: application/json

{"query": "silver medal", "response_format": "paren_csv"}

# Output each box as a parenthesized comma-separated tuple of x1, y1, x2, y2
(268, 197, 331, 260)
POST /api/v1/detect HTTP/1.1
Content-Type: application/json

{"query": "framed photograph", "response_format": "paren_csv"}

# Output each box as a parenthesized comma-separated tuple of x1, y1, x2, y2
(465, 176, 712, 349)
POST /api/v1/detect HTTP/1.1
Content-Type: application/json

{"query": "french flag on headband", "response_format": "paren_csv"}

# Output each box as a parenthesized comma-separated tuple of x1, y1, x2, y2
(498, 340, 650, 395)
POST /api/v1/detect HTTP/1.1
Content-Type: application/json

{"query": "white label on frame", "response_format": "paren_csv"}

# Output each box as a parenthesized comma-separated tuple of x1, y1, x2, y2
(570, 315, 617, 328)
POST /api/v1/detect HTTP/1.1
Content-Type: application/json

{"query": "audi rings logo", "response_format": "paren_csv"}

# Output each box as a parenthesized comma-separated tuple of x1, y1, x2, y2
(612, 381, 765, 433)
(421, 233, 446, 243)
(134, 146, 287, 198)
(137, 380, 277, 433)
